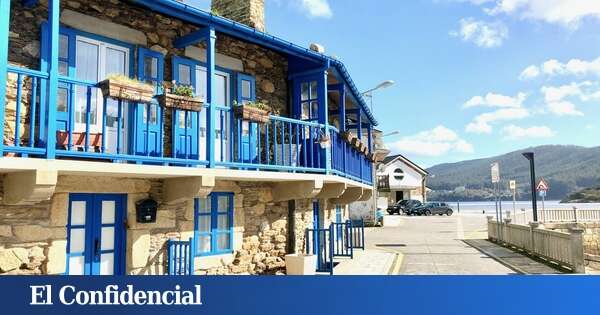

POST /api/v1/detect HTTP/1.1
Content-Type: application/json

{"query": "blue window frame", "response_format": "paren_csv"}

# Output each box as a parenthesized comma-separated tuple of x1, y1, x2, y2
(194, 192, 234, 256)
(293, 75, 321, 122)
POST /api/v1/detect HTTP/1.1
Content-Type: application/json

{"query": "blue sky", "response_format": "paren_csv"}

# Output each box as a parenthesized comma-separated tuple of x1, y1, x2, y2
(187, 0, 600, 167)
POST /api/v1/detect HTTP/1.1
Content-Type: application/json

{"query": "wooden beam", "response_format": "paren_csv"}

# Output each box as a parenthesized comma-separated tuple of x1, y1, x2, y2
(315, 183, 346, 199)
(173, 27, 207, 48)
(272, 180, 323, 202)
(163, 176, 215, 204)
(330, 187, 363, 205)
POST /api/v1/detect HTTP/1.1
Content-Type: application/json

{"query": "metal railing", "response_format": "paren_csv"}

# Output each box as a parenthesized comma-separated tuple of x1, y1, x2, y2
(512, 209, 600, 224)
(305, 226, 334, 275)
(167, 238, 194, 275)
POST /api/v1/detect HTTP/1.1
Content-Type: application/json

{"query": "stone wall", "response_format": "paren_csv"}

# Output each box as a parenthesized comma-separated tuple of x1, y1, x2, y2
(0, 173, 318, 275)
(541, 222, 600, 256)
(6, 0, 289, 153)
(212, 0, 265, 32)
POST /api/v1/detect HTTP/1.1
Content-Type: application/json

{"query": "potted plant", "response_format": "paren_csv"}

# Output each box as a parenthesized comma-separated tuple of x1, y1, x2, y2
(156, 81, 203, 112)
(98, 74, 155, 104)
(234, 100, 271, 124)
(284, 253, 317, 275)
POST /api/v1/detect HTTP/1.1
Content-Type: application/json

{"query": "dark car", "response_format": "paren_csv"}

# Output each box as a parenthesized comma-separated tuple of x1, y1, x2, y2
(411, 202, 453, 216)
(388, 200, 422, 215)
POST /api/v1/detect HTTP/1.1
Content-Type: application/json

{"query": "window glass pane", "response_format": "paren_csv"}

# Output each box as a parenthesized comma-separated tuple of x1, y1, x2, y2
(70, 201, 86, 225)
(149, 104, 158, 124)
(310, 81, 318, 99)
(217, 213, 229, 230)
(178, 111, 186, 129)
(178, 64, 191, 85)
(301, 102, 310, 120)
(105, 47, 126, 78)
(106, 99, 120, 128)
(100, 253, 114, 275)
(101, 227, 115, 251)
(198, 215, 210, 233)
(197, 235, 211, 253)
(197, 198, 210, 214)
(68, 256, 85, 275)
(301, 82, 309, 101)
(311, 101, 319, 119)
(144, 56, 158, 82)
(241, 80, 251, 99)
(59, 35, 68, 59)
(75, 40, 99, 125)
(59, 61, 68, 76)
(217, 233, 230, 251)
(57, 88, 68, 112)
(69, 228, 85, 253)
(195, 68, 207, 102)
(217, 195, 229, 212)
(216, 74, 227, 107)
(101, 201, 115, 224)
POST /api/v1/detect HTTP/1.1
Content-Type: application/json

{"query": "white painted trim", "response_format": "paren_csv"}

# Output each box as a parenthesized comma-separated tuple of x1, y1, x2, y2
(185, 46, 244, 72)
(61, 10, 147, 46)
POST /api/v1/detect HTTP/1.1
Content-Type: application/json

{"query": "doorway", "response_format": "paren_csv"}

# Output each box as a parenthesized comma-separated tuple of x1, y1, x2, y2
(396, 191, 404, 202)
(66, 193, 126, 275)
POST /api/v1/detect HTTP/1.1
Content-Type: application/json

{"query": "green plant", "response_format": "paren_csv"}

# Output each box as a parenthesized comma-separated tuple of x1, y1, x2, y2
(234, 100, 278, 114)
(168, 80, 195, 98)
(105, 74, 148, 87)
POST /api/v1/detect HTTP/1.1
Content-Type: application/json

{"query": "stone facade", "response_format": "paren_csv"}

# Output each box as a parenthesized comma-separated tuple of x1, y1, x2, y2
(0, 173, 327, 275)
(6, 0, 288, 155)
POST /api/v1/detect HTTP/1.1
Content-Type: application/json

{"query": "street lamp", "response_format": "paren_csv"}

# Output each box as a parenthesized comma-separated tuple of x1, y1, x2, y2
(383, 130, 400, 137)
(362, 80, 395, 112)
(522, 152, 538, 222)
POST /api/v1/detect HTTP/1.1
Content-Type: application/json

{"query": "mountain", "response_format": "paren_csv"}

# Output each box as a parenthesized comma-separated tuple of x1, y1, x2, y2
(426, 145, 600, 201)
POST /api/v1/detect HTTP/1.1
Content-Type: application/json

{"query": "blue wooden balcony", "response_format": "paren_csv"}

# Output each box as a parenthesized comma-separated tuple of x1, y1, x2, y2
(0, 0, 376, 186)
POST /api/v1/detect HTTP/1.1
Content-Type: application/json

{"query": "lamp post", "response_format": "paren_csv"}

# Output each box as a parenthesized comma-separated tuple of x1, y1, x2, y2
(522, 152, 538, 222)
(362, 80, 395, 112)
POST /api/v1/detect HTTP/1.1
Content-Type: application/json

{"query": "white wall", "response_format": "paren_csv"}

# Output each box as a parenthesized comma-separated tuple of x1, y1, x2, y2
(379, 160, 424, 190)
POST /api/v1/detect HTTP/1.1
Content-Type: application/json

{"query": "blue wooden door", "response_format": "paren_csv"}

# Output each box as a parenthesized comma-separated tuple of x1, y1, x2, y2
(66, 194, 126, 275)
(134, 48, 164, 157)
(236, 74, 257, 163)
(172, 57, 199, 160)
(293, 75, 323, 168)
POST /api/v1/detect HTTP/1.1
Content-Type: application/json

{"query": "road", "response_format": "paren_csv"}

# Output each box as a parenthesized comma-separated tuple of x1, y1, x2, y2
(365, 214, 517, 275)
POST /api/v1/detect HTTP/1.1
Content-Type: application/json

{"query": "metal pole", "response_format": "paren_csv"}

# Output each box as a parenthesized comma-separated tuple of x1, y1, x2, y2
(523, 153, 538, 222)
(512, 189, 516, 221)
(457, 201, 460, 214)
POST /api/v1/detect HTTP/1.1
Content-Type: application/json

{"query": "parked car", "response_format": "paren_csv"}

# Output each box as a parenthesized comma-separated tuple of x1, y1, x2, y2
(401, 200, 423, 215)
(411, 202, 453, 216)
(387, 200, 422, 215)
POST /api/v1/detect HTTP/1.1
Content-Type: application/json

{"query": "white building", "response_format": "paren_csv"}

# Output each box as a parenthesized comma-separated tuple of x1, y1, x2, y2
(377, 154, 429, 208)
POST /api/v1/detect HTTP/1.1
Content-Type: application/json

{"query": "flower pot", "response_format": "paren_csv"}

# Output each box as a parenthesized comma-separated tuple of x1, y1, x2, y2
(284, 254, 317, 275)
(56, 131, 102, 149)
(156, 93, 203, 112)
(234, 105, 270, 124)
(98, 78, 155, 104)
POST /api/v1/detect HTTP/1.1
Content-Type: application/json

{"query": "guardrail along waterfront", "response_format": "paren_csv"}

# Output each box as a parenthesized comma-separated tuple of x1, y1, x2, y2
(509, 209, 600, 225)
(488, 217, 585, 273)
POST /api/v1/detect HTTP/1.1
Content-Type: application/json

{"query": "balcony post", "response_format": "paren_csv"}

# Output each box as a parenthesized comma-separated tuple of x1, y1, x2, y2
(45, 0, 60, 159)
(0, 0, 11, 156)
(339, 84, 346, 174)
(366, 123, 372, 154)
(357, 110, 362, 179)
(206, 26, 216, 168)
(318, 69, 330, 173)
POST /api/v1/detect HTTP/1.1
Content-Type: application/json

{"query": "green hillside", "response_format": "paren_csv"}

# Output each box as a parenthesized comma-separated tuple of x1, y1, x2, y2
(426, 145, 600, 201)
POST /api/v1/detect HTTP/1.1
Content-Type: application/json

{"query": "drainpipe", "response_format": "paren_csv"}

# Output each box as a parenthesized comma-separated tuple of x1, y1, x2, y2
(287, 200, 296, 254)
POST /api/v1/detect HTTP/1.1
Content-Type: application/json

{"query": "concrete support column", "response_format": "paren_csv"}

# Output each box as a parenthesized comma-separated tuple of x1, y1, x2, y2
(569, 227, 585, 273)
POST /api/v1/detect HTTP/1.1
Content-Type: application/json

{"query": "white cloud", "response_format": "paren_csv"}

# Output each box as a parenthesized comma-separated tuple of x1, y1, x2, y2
(387, 126, 474, 157)
(485, 0, 600, 29)
(463, 92, 526, 108)
(501, 125, 555, 140)
(465, 108, 530, 134)
(540, 82, 595, 116)
(520, 57, 600, 80)
(299, 0, 332, 18)
(519, 65, 541, 80)
(450, 18, 508, 48)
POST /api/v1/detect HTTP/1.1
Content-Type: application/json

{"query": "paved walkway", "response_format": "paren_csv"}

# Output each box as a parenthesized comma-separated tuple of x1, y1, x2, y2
(333, 248, 398, 275)
(464, 239, 563, 274)
(366, 214, 519, 275)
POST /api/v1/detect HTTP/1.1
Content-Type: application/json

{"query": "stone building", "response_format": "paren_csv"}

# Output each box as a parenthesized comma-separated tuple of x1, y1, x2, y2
(0, 0, 376, 275)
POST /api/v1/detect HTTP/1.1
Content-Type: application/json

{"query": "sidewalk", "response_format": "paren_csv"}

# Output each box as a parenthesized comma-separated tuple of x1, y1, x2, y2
(333, 248, 398, 275)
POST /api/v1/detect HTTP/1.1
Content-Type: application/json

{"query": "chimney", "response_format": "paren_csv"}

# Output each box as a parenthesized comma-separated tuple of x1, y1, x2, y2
(211, 0, 265, 32)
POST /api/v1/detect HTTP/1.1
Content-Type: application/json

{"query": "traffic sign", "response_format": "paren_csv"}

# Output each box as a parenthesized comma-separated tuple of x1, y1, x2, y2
(539, 190, 547, 198)
(536, 178, 549, 192)
(491, 162, 500, 183)
(509, 180, 516, 191)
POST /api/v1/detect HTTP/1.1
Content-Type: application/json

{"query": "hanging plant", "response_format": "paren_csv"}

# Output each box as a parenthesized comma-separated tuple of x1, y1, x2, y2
(156, 81, 203, 112)
(98, 74, 155, 104)
(234, 100, 272, 124)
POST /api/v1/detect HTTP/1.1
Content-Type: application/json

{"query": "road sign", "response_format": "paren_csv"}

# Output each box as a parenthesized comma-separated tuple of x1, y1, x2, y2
(491, 162, 500, 183)
(509, 180, 516, 191)
(536, 178, 549, 192)
(539, 190, 547, 198)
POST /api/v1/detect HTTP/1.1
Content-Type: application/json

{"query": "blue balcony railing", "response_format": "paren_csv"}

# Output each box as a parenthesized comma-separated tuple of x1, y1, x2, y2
(3, 65, 373, 185)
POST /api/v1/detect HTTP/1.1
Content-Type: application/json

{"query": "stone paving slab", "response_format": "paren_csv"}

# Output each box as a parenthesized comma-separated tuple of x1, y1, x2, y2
(464, 239, 564, 274)
(333, 248, 397, 275)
